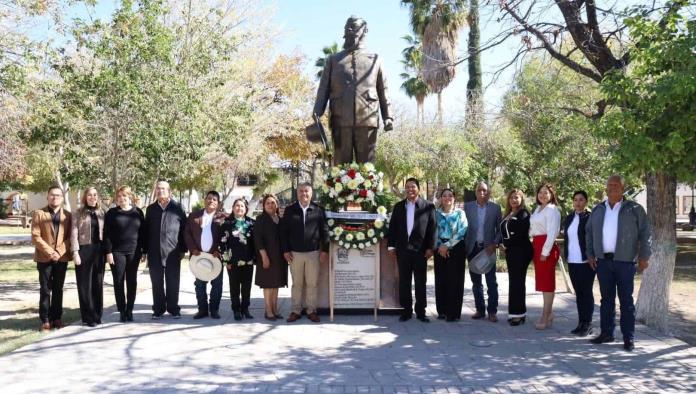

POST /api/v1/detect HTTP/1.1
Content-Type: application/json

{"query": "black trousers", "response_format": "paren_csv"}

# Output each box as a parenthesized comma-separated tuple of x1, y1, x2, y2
(397, 250, 427, 317)
(434, 243, 466, 319)
(111, 251, 141, 313)
(75, 243, 105, 323)
(148, 257, 181, 315)
(569, 262, 596, 324)
(227, 265, 253, 312)
(505, 244, 533, 317)
(37, 262, 68, 323)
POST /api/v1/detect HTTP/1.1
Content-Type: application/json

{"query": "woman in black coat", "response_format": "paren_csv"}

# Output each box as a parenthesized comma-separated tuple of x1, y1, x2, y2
(500, 189, 534, 326)
(219, 198, 255, 321)
(562, 190, 594, 336)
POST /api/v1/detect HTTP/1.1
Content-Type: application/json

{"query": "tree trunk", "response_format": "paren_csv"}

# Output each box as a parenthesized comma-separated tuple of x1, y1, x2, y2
(466, 0, 483, 132)
(53, 169, 71, 212)
(636, 171, 677, 333)
(437, 92, 443, 124)
(188, 187, 193, 213)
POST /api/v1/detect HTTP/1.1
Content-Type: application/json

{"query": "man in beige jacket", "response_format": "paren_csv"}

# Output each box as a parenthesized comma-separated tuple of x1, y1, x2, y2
(31, 185, 72, 331)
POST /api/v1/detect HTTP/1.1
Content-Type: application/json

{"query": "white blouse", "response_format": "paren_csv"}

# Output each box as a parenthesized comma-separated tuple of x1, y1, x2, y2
(529, 204, 561, 257)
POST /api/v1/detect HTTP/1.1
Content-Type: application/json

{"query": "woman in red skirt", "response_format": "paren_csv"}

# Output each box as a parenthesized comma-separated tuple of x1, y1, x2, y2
(529, 183, 561, 330)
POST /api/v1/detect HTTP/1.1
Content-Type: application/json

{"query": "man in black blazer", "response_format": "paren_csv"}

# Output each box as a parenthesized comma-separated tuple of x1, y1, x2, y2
(387, 178, 437, 322)
(280, 182, 330, 323)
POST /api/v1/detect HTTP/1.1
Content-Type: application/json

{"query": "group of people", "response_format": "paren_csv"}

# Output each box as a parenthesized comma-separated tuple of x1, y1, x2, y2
(32, 175, 650, 351)
(386, 175, 651, 352)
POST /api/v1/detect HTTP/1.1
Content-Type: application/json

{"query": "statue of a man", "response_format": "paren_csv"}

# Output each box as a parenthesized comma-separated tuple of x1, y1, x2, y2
(312, 16, 393, 165)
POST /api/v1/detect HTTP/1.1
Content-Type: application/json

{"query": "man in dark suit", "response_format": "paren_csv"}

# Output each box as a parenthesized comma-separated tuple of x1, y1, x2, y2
(145, 180, 187, 319)
(184, 191, 225, 320)
(387, 178, 437, 322)
(280, 182, 330, 323)
(464, 181, 502, 322)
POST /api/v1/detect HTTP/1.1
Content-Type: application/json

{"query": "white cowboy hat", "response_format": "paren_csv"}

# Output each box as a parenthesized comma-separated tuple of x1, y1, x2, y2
(189, 252, 222, 282)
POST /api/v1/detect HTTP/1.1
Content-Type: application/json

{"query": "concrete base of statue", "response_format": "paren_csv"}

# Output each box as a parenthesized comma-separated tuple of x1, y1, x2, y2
(316, 239, 401, 320)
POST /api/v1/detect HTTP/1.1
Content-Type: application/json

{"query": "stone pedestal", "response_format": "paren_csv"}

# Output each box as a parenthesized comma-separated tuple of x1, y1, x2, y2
(317, 239, 400, 316)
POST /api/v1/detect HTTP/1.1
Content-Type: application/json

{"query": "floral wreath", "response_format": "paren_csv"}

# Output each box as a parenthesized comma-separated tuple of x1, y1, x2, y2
(320, 162, 391, 250)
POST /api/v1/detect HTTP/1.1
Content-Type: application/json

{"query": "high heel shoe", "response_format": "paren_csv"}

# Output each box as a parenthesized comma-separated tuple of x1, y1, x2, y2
(509, 317, 526, 326)
(535, 313, 554, 330)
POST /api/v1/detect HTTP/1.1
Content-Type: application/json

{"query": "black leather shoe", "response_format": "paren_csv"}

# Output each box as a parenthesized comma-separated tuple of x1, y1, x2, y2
(193, 310, 208, 320)
(437, 314, 446, 320)
(590, 333, 615, 344)
(509, 317, 526, 326)
(417, 316, 430, 323)
(119, 312, 126, 323)
(398, 313, 412, 322)
(576, 323, 592, 337)
(570, 324, 582, 335)
(242, 309, 253, 319)
(233, 311, 243, 321)
(96, 319, 102, 325)
(210, 311, 221, 319)
(623, 339, 635, 351)
(446, 316, 456, 322)
(125, 311, 133, 322)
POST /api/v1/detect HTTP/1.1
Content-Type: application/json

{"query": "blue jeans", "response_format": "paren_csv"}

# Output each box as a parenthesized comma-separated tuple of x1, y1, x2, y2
(194, 271, 223, 313)
(468, 244, 498, 315)
(597, 258, 636, 340)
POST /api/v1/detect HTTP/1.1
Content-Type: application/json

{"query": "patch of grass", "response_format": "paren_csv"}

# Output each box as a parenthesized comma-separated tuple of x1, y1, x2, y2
(0, 260, 75, 282)
(0, 226, 30, 235)
(0, 308, 82, 355)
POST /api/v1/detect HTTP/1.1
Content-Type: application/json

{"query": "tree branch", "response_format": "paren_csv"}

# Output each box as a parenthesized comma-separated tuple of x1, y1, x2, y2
(500, 2, 603, 82)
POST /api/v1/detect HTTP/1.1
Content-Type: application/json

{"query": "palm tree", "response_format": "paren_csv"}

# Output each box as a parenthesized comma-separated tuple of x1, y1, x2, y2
(465, 0, 483, 132)
(401, 0, 466, 123)
(400, 35, 429, 124)
(314, 42, 339, 80)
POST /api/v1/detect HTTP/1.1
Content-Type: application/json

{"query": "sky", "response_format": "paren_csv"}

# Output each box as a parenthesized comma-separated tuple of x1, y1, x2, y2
(265, 0, 522, 124)
(27, 0, 525, 124)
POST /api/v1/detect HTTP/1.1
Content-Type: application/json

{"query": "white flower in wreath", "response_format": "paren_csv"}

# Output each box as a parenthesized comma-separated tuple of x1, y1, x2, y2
(350, 162, 360, 170)
(333, 227, 343, 236)
(237, 260, 246, 267)
(346, 194, 354, 201)
(366, 190, 374, 200)
(341, 175, 351, 184)
(358, 243, 365, 249)
(377, 182, 384, 192)
(356, 232, 365, 241)
(373, 237, 378, 243)
(345, 233, 354, 241)
(363, 180, 372, 189)
(346, 179, 359, 190)
(374, 219, 384, 229)
(322, 184, 329, 193)
(356, 197, 363, 203)
(334, 183, 344, 193)
(362, 163, 375, 172)
(338, 197, 345, 204)
(329, 189, 337, 198)
(367, 229, 375, 237)
(377, 206, 387, 216)
(339, 240, 344, 246)
(329, 230, 334, 237)
(354, 173, 364, 184)
(327, 219, 335, 226)
(330, 167, 340, 177)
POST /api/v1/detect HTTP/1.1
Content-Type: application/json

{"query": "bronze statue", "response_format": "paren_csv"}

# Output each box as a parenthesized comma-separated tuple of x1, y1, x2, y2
(311, 16, 393, 165)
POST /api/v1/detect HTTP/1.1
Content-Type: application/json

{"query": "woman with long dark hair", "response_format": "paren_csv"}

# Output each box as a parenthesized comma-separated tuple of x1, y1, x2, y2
(252, 194, 288, 321)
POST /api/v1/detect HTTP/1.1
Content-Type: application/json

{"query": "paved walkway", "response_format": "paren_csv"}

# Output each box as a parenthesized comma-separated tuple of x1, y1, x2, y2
(1, 268, 695, 393)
